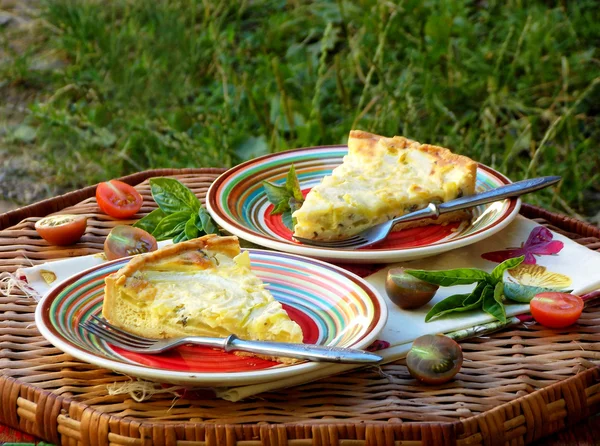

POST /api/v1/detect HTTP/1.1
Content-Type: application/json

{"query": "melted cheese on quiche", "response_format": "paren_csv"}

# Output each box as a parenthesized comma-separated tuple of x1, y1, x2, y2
(103, 236, 303, 353)
(292, 130, 477, 241)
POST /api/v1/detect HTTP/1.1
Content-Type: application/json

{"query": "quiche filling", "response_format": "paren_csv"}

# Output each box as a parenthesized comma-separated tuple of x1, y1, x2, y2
(103, 235, 303, 361)
(292, 130, 477, 241)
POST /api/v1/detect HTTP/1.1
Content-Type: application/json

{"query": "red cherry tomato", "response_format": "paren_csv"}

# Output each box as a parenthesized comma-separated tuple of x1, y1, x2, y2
(104, 225, 158, 260)
(96, 180, 143, 219)
(35, 214, 87, 246)
(530, 292, 584, 328)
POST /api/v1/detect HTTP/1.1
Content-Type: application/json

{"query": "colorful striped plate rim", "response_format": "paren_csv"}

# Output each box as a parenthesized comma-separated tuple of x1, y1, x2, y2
(207, 145, 521, 263)
(35, 249, 388, 387)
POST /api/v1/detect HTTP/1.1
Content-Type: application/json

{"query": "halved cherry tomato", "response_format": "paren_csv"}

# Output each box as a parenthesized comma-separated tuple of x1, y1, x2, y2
(35, 214, 87, 246)
(104, 225, 158, 260)
(406, 334, 463, 385)
(530, 292, 584, 328)
(96, 180, 143, 219)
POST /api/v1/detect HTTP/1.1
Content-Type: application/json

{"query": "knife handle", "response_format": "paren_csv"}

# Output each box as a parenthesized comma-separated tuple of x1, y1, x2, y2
(224, 335, 382, 364)
(438, 176, 561, 214)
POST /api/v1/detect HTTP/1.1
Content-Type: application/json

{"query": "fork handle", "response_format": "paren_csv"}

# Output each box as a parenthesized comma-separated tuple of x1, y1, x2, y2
(222, 335, 382, 364)
(390, 175, 561, 226)
(438, 176, 561, 213)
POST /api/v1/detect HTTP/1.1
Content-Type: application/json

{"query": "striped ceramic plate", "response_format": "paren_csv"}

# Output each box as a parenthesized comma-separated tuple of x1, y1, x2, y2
(35, 249, 387, 387)
(207, 146, 521, 263)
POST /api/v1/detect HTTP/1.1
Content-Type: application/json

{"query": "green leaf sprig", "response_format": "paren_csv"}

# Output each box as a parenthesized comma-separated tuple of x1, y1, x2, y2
(262, 165, 304, 231)
(407, 256, 527, 323)
(134, 178, 219, 242)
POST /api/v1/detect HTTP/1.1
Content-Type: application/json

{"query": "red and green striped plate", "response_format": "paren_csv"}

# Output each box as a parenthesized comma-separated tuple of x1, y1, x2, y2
(206, 146, 521, 263)
(35, 249, 387, 387)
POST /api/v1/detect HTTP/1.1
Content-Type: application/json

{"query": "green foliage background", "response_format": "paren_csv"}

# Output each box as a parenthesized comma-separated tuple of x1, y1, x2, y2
(2, 0, 599, 215)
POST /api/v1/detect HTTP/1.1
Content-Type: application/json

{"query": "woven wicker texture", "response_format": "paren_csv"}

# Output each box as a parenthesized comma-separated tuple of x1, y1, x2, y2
(1, 168, 600, 446)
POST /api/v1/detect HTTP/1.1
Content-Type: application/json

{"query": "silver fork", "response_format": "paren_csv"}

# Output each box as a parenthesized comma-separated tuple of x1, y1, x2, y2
(80, 315, 382, 364)
(293, 176, 561, 250)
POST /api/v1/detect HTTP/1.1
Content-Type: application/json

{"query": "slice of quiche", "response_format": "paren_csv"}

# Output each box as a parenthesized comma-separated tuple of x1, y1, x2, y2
(103, 235, 303, 362)
(292, 130, 478, 241)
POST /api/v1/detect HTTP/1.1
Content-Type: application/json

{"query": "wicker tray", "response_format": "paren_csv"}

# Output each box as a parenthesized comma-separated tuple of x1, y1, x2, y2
(1, 168, 600, 446)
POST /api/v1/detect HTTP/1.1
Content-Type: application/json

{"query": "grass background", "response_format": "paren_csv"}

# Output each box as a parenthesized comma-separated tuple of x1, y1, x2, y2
(1, 0, 599, 219)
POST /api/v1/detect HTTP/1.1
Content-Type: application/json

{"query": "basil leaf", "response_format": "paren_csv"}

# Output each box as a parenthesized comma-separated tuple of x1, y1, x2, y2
(171, 221, 189, 240)
(151, 211, 190, 240)
(425, 292, 486, 324)
(281, 211, 294, 231)
(286, 164, 304, 201)
(279, 196, 304, 231)
(150, 178, 200, 214)
(263, 165, 305, 218)
(503, 283, 572, 303)
(173, 231, 188, 243)
(185, 214, 199, 240)
(425, 293, 470, 322)
(262, 181, 289, 215)
(482, 284, 506, 323)
(289, 196, 302, 228)
(494, 282, 505, 305)
(271, 199, 290, 215)
(407, 268, 491, 287)
(426, 281, 488, 322)
(198, 207, 219, 235)
(133, 208, 166, 233)
(133, 177, 219, 245)
(490, 255, 525, 284)
(462, 281, 488, 306)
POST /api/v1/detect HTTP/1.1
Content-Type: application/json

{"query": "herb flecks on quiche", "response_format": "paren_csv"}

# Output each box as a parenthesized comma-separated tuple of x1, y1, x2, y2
(292, 130, 477, 241)
(103, 235, 303, 362)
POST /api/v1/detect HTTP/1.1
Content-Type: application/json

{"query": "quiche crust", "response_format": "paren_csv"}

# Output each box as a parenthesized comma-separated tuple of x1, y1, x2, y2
(103, 235, 303, 363)
(292, 130, 478, 241)
(348, 130, 476, 173)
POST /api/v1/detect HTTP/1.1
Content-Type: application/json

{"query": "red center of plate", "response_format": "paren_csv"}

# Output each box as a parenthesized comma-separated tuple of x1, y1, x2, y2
(112, 304, 320, 373)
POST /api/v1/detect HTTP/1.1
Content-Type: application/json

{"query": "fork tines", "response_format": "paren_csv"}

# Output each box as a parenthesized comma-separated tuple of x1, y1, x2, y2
(292, 235, 366, 248)
(90, 315, 151, 341)
(80, 316, 155, 349)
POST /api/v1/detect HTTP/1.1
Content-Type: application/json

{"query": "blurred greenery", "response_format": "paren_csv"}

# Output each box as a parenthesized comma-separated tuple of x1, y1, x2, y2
(1, 0, 599, 216)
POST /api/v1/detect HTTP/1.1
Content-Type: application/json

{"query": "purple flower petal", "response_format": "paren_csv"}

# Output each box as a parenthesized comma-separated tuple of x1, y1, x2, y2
(481, 226, 564, 264)
(525, 226, 554, 247)
(530, 240, 564, 256)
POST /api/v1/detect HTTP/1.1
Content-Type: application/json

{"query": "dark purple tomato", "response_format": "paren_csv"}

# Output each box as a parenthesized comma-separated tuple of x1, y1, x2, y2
(406, 334, 463, 385)
(385, 267, 439, 309)
(104, 225, 157, 260)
